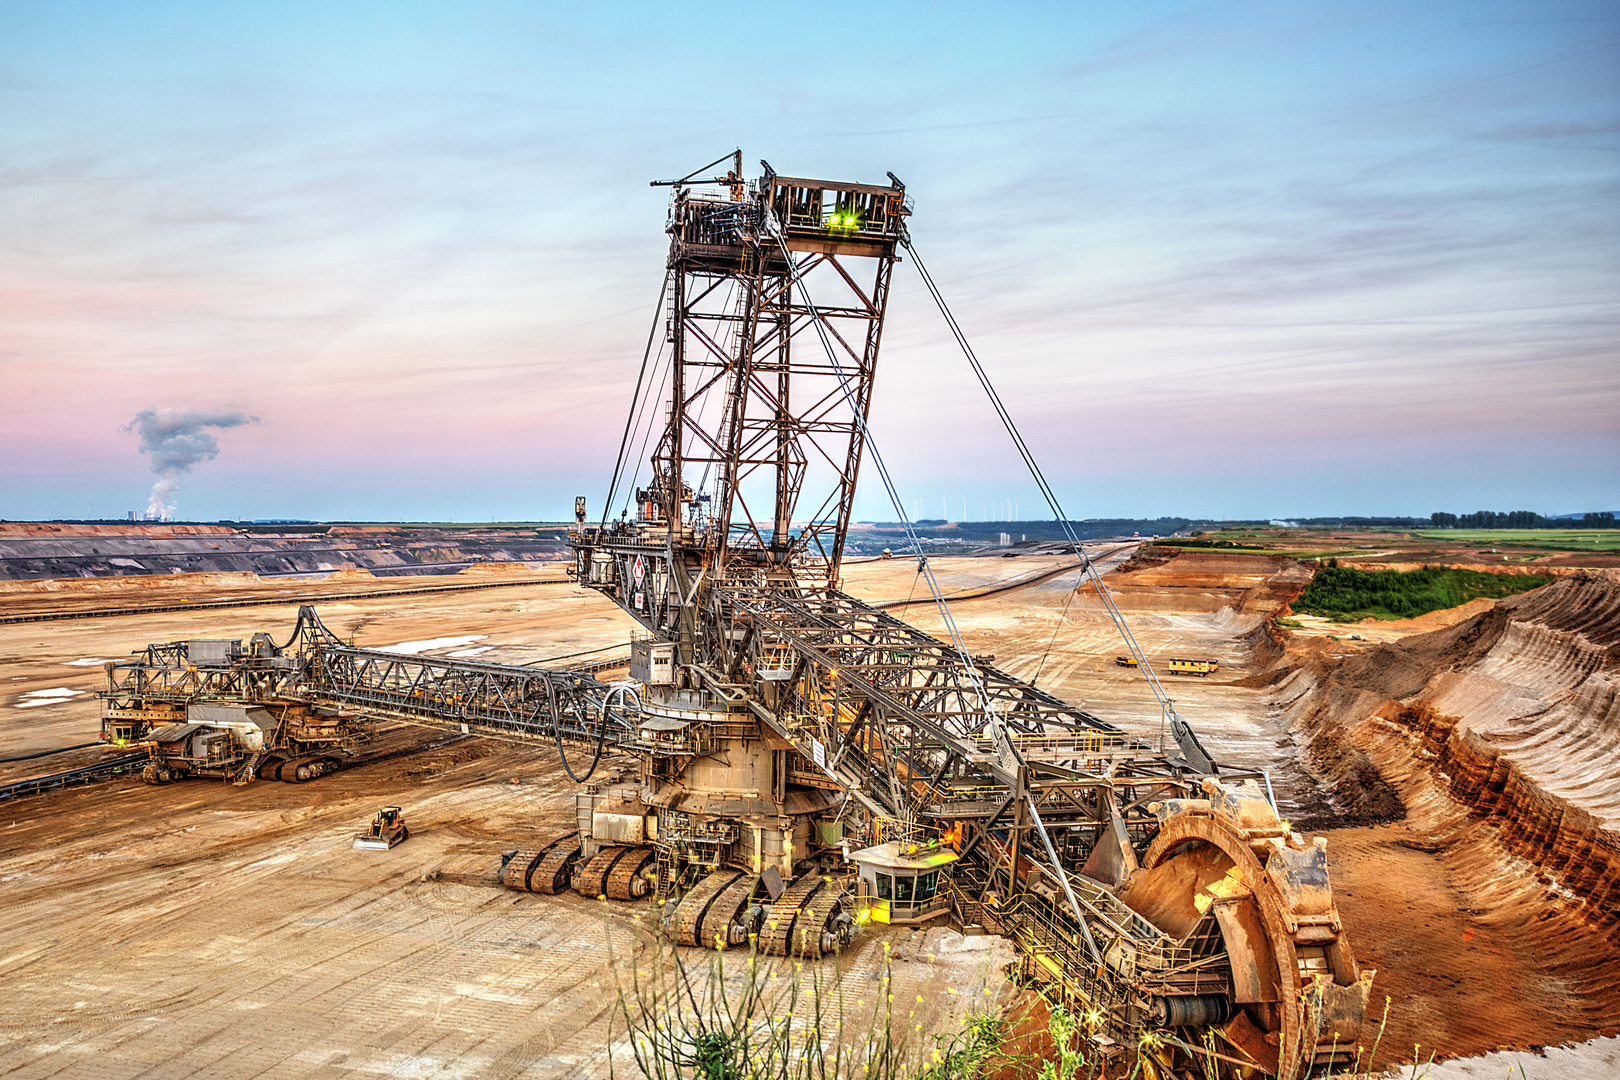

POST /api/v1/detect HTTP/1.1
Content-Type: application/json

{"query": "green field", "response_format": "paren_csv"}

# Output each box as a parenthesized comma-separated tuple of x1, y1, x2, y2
(1414, 529, 1620, 552)
(1291, 564, 1553, 622)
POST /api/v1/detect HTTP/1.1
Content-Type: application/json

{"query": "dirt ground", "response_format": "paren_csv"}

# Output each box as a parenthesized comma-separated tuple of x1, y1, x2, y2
(1, 555, 1613, 1077)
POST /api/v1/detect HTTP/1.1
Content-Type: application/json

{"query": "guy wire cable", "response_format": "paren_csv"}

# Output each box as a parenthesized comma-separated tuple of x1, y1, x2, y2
(761, 212, 996, 734)
(903, 234, 1211, 764)
(601, 269, 673, 529)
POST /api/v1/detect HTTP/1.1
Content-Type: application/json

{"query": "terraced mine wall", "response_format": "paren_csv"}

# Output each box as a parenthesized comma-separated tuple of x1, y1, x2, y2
(1265, 570, 1620, 1036)
(0, 524, 569, 580)
(1079, 549, 1316, 615)
(1373, 700, 1619, 920)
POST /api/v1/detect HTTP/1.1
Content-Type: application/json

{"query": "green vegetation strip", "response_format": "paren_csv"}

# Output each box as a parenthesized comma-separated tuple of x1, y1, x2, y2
(1414, 529, 1620, 552)
(1292, 565, 1551, 623)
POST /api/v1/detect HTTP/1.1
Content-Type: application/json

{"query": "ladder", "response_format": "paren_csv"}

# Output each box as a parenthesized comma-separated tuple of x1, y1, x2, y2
(232, 751, 263, 786)
(653, 843, 681, 903)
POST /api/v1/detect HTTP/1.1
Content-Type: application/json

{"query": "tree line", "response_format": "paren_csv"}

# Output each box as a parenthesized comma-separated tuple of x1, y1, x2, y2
(1429, 510, 1615, 529)
(1294, 564, 1552, 621)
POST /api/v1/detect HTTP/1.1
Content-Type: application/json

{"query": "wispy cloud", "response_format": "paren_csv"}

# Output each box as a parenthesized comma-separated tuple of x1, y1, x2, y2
(1, 0, 1615, 521)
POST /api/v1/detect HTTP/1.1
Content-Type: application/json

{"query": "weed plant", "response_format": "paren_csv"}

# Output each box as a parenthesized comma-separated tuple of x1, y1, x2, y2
(609, 924, 1006, 1080)
(608, 922, 1505, 1080)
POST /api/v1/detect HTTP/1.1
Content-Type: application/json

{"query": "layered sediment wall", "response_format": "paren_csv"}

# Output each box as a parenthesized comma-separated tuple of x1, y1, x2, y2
(1278, 572, 1620, 851)
(1265, 570, 1620, 1040)
(1368, 701, 1620, 922)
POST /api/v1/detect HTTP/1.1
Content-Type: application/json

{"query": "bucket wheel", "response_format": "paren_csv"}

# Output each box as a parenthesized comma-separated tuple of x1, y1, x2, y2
(1117, 780, 1374, 1077)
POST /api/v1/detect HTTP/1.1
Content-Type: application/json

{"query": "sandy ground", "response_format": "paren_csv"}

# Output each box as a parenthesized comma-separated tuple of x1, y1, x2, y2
(0, 567, 1014, 1079)
(0, 735, 1011, 1079)
(841, 550, 1325, 816)
(1, 556, 1608, 1077)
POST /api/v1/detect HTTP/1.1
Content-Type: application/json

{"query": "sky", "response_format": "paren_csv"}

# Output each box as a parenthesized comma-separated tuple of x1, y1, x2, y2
(1, 0, 1616, 523)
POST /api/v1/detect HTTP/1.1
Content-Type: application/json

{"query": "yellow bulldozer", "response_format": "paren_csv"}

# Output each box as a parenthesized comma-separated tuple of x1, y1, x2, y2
(354, 806, 409, 850)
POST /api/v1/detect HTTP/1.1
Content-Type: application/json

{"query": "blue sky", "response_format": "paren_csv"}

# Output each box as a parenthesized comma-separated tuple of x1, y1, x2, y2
(1, 1, 1616, 522)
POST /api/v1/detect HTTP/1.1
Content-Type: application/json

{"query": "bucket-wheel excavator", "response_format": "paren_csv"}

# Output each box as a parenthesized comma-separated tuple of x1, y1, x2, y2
(92, 155, 1369, 1076)
(553, 155, 1372, 1076)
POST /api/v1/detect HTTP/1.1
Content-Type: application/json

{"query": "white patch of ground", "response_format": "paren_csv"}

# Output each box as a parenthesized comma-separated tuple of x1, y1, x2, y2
(376, 635, 487, 655)
(13, 687, 85, 708)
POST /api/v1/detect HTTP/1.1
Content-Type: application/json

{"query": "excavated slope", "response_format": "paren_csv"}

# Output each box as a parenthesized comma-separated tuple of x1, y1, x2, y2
(1080, 550, 1315, 613)
(1271, 571, 1620, 1042)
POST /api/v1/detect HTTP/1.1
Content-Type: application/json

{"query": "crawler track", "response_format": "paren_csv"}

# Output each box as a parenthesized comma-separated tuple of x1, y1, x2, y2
(759, 874, 848, 958)
(571, 846, 655, 900)
(257, 755, 342, 783)
(503, 837, 582, 895)
(604, 847, 656, 900)
(673, 869, 743, 947)
(701, 873, 761, 949)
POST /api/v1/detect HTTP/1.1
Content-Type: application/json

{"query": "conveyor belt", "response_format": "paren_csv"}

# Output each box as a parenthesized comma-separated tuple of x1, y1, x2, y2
(0, 577, 573, 625)
(0, 754, 149, 802)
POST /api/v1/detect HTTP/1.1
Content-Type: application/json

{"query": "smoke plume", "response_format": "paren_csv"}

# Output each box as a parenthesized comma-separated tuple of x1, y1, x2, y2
(123, 407, 258, 520)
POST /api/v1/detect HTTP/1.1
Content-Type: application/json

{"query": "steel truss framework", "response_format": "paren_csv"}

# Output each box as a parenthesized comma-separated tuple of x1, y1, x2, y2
(712, 582, 1264, 1020)
(101, 606, 620, 751)
(565, 160, 1371, 1075)
(597, 165, 908, 669)
(93, 159, 1370, 1075)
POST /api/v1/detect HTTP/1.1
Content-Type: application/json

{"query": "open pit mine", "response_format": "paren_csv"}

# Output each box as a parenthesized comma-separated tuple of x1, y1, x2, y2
(1, 160, 1615, 1080)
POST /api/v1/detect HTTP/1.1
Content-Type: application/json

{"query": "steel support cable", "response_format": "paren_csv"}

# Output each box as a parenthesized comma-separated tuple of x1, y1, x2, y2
(618, 331, 673, 519)
(548, 679, 604, 782)
(1026, 794, 1105, 966)
(613, 313, 676, 522)
(602, 269, 674, 529)
(1029, 569, 1081, 688)
(902, 237, 1207, 764)
(622, 345, 672, 518)
(761, 216, 997, 754)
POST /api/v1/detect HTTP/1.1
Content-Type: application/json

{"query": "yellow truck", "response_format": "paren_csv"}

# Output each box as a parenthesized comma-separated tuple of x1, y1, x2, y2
(1114, 656, 1220, 676)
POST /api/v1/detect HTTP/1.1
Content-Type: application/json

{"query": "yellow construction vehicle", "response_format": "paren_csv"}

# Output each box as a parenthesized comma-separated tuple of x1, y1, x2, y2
(1165, 657, 1219, 676)
(354, 806, 409, 850)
